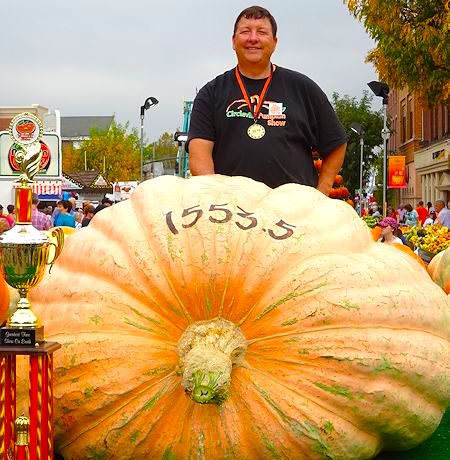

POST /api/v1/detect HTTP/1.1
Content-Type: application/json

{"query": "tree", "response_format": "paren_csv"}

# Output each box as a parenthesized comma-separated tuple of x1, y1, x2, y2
(143, 132, 178, 161)
(331, 91, 384, 196)
(63, 122, 141, 181)
(344, 0, 449, 106)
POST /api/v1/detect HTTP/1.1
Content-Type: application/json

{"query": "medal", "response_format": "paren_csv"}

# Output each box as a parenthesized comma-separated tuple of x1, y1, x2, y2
(247, 123, 266, 139)
(235, 65, 274, 140)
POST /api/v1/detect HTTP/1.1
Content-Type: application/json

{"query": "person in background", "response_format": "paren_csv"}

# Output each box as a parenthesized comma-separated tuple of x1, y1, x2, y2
(370, 203, 381, 217)
(6, 205, 15, 227)
(377, 217, 403, 245)
(404, 204, 418, 226)
(423, 207, 437, 227)
(435, 199, 450, 228)
(73, 211, 83, 229)
(387, 205, 400, 223)
(0, 205, 10, 232)
(31, 194, 52, 231)
(54, 200, 76, 228)
(415, 201, 428, 226)
(397, 204, 406, 224)
(81, 205, 96, 227)
(94, 197, 113, 214)
(426, 201, 433, 212)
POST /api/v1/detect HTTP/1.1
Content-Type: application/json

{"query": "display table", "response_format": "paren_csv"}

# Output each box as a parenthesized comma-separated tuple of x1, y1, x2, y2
(0, 341, 60, 460)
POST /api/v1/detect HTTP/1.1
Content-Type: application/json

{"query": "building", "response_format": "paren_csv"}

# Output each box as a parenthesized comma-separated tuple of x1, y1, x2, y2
(388, 90, 450, 206)
(61, 116, 114, 150)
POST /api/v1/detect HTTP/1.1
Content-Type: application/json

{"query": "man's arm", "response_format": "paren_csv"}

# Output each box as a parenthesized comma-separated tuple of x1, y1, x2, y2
(316, 143, 347, 196)
(188, 138, 215, 175)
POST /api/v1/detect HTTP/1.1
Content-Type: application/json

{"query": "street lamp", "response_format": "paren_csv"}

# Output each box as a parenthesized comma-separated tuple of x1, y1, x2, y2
(140, 96, 159, 183)
(350, 122, 365, 216)
(367, 80, 390, 216)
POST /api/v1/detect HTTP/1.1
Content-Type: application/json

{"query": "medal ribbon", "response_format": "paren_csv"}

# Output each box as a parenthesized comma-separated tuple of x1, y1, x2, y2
(235, 65, 273, 123)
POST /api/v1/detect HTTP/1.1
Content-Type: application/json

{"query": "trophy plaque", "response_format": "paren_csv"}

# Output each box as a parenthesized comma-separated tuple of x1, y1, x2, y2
(0, 112, 64, 346)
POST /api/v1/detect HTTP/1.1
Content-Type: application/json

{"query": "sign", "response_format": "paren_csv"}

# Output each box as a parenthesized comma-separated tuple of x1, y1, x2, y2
(388, 156, 406, 189)
(0, 131, 61, 178)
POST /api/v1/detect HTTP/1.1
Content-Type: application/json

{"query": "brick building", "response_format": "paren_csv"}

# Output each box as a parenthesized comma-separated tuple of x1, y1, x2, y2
(388, 90, 450, 206)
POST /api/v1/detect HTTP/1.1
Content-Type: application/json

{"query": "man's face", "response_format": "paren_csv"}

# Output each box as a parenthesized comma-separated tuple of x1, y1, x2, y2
(232, 17, 277, 67)
(435, 201, 444, 212)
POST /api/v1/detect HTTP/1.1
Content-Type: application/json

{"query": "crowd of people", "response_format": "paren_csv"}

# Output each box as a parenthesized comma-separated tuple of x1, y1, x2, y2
(0, 195, 114, 234)
(362, 199, 450, 247)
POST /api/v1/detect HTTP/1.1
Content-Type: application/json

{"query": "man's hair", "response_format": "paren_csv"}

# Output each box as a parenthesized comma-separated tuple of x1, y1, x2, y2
(57, 200, 72, 211)
(7, 205, 14, 213)
(418, 201, 424, 206)
(233, 6, 277, 37)
(32, 193, 39, 205)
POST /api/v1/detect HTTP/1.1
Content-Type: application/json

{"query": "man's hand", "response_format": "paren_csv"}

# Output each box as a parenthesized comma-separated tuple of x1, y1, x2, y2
(317, 143, 347, 196)
(188, 139, 215, 175)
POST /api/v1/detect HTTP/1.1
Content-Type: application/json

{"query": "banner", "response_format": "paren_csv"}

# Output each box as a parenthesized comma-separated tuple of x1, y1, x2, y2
(388, 156, 406, 189)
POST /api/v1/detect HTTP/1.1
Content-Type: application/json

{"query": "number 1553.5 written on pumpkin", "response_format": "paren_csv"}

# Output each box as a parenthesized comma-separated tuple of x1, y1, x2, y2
(165, 204, 296, 240)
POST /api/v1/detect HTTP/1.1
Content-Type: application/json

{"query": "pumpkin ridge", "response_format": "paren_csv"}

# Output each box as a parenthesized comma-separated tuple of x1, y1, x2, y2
(232, 367, 380, 458)
(57, 371, 179, 452)
(246, 324, 450, 346)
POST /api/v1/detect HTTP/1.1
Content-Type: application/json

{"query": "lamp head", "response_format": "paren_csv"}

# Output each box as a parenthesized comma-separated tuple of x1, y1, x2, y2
(140, 97, 159, 116)
(350, 122, 364, 136)
(367, 81, 390, 104)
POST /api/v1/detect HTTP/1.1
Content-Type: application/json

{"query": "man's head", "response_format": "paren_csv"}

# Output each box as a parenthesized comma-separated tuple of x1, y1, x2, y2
(85, 205, 96, 218)
(101, 197, 113, 206)
(57, 200, 72, 213)
(435, 199, 446, 213)
(6, 205, 14, 214)
(418, 201, 424, 207)
(233, 6, 277, 37)
(32, 193, 40, 206)
(232, 6, 278, 69)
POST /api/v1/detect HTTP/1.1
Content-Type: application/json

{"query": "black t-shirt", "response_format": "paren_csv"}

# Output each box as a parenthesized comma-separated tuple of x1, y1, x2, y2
(187, 66, 347, 188)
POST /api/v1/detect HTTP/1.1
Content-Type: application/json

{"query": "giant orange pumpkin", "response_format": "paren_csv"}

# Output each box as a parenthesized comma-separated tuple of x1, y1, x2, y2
(28, 175, 450, 459)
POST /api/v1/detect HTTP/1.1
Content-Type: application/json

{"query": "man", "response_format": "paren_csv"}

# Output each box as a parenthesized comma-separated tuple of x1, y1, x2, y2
(187, 6, 347, 194)
(416, 201, 428, 226)
(94, 197, 113, 215)
(81, 205, 96, 227)
(54, 200, 76, 228)
(435, 199, 450, 228)
(31, 194, 52, 231)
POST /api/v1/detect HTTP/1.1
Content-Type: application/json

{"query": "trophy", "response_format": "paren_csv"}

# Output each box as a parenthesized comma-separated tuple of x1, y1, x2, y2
(0, 112, 64, 346)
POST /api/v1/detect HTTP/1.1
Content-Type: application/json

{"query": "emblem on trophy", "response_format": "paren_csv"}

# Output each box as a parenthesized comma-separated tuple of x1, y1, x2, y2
(0, 113, 64, 345)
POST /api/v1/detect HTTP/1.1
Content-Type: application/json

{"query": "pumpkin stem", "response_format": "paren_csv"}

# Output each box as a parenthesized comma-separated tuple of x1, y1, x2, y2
(177, 318, 247, 405)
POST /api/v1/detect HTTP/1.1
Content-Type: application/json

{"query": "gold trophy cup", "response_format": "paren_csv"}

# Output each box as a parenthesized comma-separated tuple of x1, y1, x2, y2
(0, 112, 64, 345)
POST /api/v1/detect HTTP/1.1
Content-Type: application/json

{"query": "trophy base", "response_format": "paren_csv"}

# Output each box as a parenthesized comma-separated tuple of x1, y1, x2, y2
(0, 326, 44, 346)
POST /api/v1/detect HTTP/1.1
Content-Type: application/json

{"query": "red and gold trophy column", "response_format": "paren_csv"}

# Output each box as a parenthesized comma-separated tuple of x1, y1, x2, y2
(0, 113, 64, 460)
(0, 344, 60, 460)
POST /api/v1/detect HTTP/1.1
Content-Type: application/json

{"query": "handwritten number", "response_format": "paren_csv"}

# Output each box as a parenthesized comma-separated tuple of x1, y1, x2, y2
(165, 211, 179, 235)
(235, 206, 258, 230)
(268, 219, 296, 240)
(182, 205, 204, 228)
(209, 204, 232, 224)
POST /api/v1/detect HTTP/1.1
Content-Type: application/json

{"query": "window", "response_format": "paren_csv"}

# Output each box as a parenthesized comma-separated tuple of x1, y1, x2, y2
(401, 100, 406, 143)
(407, 96, 413, 139)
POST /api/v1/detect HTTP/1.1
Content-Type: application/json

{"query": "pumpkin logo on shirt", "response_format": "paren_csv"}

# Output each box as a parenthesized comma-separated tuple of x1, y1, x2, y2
(226, 95, 287, 127)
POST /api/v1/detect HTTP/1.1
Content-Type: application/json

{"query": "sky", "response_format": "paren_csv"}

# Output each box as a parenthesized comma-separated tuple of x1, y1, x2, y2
(1, 0, 379, 143)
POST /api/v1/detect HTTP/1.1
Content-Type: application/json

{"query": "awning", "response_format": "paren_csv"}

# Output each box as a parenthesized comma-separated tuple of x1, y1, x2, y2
(13, 180, 62, 196)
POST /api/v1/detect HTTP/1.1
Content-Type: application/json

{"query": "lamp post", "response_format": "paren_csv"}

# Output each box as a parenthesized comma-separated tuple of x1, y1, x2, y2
(350, 122, 365, 216)
(368, 81, 390, 216)
(140, 96, 159, 183)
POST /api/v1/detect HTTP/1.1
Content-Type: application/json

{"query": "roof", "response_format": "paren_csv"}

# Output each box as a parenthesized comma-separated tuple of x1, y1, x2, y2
(61, 116, 114, 138)
(63, 171, 111, 189)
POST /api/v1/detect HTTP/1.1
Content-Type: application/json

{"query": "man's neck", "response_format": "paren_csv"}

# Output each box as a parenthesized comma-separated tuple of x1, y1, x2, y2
(237, 62, 272, 79)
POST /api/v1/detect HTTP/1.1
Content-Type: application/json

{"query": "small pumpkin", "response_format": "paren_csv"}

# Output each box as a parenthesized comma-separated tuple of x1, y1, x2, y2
(428, 248, 450, 293)
(334, 174, 343, 186)
(0, 277, 10, 323)
(28, 175, 449, 459)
